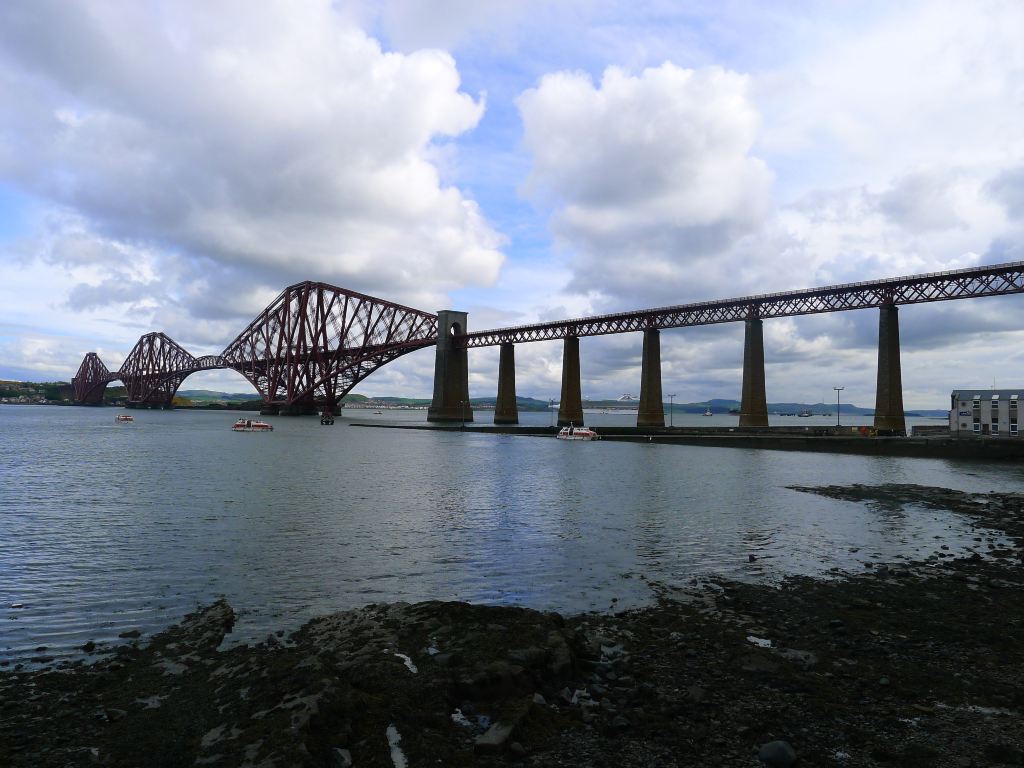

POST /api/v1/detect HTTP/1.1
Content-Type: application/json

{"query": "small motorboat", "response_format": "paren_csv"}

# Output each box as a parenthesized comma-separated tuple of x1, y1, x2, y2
(115, 414, 134, 423)
(703, 408, 713, 416)
(232, 418, 273, 432)
(798, 410, 812, 417)
(556, 424, 600, 441)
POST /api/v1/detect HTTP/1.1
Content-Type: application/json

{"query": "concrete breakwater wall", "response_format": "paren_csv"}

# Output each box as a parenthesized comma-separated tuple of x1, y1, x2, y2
(352, 422, 1024, 461)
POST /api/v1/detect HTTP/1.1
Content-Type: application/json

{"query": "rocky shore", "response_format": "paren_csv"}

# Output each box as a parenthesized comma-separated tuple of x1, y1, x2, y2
(3, 484, 1023, 767)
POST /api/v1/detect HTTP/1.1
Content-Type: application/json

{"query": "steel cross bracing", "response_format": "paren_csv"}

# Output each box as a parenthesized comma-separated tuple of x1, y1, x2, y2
(461, 261, 1024, 347)
(118, 332, 198, 406)
(220, 281, 437, 407)
(72, 352, 112, 404)
(72, 282, 437, 407)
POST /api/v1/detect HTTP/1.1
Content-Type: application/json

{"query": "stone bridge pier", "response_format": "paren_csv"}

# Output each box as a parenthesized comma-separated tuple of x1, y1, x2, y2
(873, 303, 905, 434)
(427, 310, 472, 423)
(637, 328, 665, 427)
(493, 343, 519, 425)
(739, 317, 769, 427)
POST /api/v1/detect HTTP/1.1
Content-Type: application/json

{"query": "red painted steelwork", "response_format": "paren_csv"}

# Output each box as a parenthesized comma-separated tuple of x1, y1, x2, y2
(118, 332, 223, 407)
(72, 352, 113, 404)
(72, 283, 437, 408)
(461, 261, 1024, 347)
(220, 281, 437, 409)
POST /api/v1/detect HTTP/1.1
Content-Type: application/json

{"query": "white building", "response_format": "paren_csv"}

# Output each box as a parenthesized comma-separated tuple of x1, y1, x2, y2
(950, 390, 1021, 437)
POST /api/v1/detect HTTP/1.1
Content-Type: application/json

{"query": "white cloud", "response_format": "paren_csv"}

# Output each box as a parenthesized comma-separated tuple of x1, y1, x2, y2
(754, 0, 1024, 194)
(517, 62, 772, 307)
(506, 2, 1024, 409)
(3, 0, 1023, 410)
(987, 165, 1024, 221)
(0, 0, 504, 347)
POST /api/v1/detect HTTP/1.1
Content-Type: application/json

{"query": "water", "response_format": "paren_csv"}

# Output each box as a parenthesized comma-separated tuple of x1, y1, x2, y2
(2, 404, 1020, 665)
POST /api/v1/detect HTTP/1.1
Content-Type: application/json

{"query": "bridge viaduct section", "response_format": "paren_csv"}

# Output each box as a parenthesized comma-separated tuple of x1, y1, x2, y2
(429, 262, 1024, 432)
(72, 263, 1024, 427)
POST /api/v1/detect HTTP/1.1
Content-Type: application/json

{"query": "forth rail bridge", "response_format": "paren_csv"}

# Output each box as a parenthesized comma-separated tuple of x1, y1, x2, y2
(72, 261, 1024, 434)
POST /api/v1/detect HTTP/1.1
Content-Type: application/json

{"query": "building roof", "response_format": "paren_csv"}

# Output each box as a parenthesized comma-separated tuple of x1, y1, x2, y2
(951, 389, 1022, 399)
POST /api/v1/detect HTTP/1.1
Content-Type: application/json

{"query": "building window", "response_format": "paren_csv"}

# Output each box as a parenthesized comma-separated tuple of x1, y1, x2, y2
(973, 422, 981, 434)
(992, 423, 1000, 436)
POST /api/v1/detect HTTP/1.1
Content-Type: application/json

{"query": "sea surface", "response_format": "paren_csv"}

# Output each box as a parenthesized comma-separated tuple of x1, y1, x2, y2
(2, 404, 1021, 665)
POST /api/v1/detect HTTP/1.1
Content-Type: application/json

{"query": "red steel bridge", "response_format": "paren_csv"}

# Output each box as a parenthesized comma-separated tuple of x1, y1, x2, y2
(72, 282, 438, 413)
(72, 261, 1024, 430)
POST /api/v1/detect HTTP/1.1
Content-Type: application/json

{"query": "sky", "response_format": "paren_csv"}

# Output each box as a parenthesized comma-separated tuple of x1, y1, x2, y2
(1, 0, 1022, 408)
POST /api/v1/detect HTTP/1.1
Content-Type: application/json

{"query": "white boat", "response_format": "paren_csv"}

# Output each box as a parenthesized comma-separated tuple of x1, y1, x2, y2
(703, 408, 713, 416)
(798, 410, 812, 417)
(115, 414, 134, 423)
(232, 418, 273, 432)
(556, 424, 601, 441)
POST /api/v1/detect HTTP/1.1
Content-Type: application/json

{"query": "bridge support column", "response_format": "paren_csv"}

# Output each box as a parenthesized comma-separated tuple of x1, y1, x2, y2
(428, 310, 473, 423)
(494, 342, 518, 425)
(558, 336, 584, 427)
(637, 328, 665, 428)
(873, 304, 906, 434)
(739, 318, 769, 427)
(282, 393, 318, 416)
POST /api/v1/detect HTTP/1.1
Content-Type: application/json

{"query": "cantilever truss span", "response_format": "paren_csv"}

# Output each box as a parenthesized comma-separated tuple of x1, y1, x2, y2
(221, 281, 437, 409)
(73, 333, 227, 408)
(71, 282, 438, 409)
(461, 261, 1024, 347)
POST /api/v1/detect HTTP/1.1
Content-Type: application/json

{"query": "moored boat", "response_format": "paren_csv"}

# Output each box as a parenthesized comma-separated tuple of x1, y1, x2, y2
(115, 414, 134, 423)
(703, 408, 713, 416)
(556, 424, 600, 441)
(232, 418, 273, 432)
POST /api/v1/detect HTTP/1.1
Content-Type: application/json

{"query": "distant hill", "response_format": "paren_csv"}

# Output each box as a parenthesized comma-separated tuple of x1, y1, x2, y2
(6, 381, 948, 415)
(174, 390, 953, 416)
(177, 389, 262, 403)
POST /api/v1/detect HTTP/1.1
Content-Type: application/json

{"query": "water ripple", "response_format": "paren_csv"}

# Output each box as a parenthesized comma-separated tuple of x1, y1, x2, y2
(2, 405, 1023, 665)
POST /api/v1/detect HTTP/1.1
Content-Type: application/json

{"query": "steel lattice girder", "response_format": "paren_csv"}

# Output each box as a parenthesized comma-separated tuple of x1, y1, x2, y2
(118, 332, 199, 404)
(71, 352, 113, 404)
(220, 281, 438, 406)
(461, 261, 1024, 347)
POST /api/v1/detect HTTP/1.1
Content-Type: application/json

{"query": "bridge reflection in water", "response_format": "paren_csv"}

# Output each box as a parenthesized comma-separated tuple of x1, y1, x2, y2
(72, 262, 1024, 432)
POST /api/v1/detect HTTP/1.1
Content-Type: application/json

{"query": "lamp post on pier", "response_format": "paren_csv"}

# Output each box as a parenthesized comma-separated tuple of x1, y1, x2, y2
(668, 393, 675, 427)
(834, 386, 844, 428)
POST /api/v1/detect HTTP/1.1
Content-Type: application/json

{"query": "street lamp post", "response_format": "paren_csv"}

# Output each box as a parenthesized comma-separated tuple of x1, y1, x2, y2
(833, 386, 844, 428)
(460, 400, 466, 430)
(668, 393, 675, 427)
